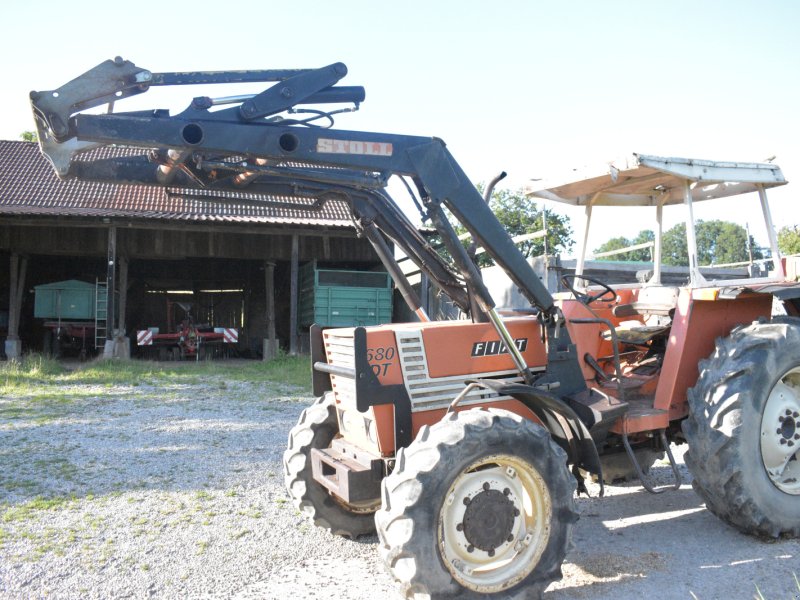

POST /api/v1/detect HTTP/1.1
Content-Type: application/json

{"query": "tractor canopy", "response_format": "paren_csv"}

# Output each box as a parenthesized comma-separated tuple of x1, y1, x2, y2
(526, 154, 789, 290)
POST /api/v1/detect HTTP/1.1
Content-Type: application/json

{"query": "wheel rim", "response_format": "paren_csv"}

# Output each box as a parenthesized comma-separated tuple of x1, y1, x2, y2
(438, 453, 551, 593)
(760, 365, 800, 495)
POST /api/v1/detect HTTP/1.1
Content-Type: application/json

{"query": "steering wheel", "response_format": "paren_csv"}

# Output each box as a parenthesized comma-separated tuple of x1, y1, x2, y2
(560, 274, 616, 305)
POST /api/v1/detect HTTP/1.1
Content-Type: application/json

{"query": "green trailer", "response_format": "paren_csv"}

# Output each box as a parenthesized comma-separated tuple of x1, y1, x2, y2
(299, 264, 392, 328)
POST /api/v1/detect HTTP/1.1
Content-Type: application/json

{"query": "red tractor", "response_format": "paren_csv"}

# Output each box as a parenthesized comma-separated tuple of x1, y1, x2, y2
(31, 59, 800, 599)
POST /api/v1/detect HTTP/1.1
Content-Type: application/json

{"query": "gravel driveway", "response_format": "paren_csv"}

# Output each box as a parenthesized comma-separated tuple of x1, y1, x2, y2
(0, 364, 797, 599)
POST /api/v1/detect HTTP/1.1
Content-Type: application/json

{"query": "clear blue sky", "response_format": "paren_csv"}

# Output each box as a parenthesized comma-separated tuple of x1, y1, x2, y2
(2, 0, 798, 252)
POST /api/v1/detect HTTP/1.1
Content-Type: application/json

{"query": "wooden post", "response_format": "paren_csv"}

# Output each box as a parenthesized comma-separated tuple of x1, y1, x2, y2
(103, 227, 117, 358)
(5, 253, 27, 359)
(264, 261, 277, 360)
(117, 256, 128, 334)
(289, 234, 299, 356)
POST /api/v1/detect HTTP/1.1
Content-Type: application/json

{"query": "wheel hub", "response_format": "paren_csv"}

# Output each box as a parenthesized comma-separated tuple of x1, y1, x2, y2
(760, 367, 800, 495)
(462, 487, 517, 553)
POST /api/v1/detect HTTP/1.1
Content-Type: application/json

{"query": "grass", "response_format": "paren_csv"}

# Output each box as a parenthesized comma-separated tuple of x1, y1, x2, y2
(0, 352, 312, 398)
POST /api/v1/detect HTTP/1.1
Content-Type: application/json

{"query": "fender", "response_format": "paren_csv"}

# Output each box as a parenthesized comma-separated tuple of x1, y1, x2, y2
(467, 378, 603, 494)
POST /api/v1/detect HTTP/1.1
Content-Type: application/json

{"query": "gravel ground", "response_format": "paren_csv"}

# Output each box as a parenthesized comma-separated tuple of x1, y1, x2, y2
(1, 371, 798, 599)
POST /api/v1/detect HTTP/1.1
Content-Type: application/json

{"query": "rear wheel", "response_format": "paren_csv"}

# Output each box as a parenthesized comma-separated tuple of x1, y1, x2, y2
(683, 317, 800, 537)
(376, 408, 576, 599)
(283, 392, 377, 538)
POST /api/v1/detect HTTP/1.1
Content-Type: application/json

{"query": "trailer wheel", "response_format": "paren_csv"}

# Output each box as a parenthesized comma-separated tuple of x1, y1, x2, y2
(376, 408, 576, 599)
(683, 317, 800, 537)
(283, 392, 378, 538)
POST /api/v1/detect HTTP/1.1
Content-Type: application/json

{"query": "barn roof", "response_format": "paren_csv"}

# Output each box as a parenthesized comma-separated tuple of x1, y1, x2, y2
(0, 140, 353, 228)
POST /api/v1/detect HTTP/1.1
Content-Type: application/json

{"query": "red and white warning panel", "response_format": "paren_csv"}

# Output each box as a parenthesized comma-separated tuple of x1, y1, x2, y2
(137, 329, 155, 346)
(220, 328, 239, 344)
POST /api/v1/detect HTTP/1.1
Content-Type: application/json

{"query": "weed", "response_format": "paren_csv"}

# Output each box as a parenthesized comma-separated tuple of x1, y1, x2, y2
(2, 496, 72, 522)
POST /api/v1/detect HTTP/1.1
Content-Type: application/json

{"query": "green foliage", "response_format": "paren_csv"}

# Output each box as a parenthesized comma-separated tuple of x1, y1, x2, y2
(595, 220, 761, 267)
(594, 230, 654, 261)
(19, 131, 38, 143)
(777, 225, 800, 255)
(661, 220, 762, 266)
(453, 186, 573, 268)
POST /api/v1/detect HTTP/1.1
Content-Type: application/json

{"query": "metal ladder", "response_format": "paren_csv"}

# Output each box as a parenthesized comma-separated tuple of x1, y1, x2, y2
(94, 279, 108, 350)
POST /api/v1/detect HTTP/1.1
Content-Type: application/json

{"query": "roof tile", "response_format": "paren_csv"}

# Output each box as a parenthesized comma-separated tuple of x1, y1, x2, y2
(0, 141, 352, 228)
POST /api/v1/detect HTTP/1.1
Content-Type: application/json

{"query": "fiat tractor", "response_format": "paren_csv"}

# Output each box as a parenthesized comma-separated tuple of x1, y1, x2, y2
(30, 58, 800, 599)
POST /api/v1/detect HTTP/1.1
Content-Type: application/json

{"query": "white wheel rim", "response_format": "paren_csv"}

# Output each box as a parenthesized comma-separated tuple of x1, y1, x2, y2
(438, 454, 551, 593)
(760, 366, 800, 495)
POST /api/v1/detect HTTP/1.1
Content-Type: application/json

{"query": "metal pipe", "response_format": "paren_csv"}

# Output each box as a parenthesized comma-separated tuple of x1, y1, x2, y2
(486, 308, 532, 383)
(757, 184, 785, 279)
(156, 149, 190, 185)
(683, 180, 706, 285)
(314, 361, 355, 379)
(361, 221, 429, 321)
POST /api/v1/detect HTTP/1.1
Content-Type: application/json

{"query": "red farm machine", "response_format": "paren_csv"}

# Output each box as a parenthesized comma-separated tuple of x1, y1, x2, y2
(30, 58, 800, 599)
(136, 299, 238, 360)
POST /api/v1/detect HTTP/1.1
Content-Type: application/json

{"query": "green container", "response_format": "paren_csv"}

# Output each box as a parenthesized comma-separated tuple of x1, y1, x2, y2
(34, 280, 97, 320)
(299, 265, 392, 328)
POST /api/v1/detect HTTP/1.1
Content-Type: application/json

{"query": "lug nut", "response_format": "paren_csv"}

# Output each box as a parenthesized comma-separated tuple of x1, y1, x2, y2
(488, 549, 495, 557)
(467, 545, 474, 553)
(795, 434, 800, 440)
(483, 482, 491, 491)
(463, 497, 471, 506)
(786, 409, 793, 416)
(789, 441, 795, 447)
(507, 534, 514, 543)
(456, 523, 464, 532)
(779, 416, 786, 422)
(777, 428, 783, 434)
(503, 488, 511, 496)
(780, 439, 787, 445)
(794, 411, 800, 418)
(514, 508, 520, 517)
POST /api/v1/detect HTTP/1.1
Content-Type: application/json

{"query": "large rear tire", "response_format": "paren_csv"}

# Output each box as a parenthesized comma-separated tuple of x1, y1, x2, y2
(683, 317, 800, 537)
(283, 392, 377, 538)
(376, 408, 577, 599)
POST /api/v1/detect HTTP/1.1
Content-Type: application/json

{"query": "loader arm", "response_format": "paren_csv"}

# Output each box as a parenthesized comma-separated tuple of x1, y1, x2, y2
(30, 57, 572, 384)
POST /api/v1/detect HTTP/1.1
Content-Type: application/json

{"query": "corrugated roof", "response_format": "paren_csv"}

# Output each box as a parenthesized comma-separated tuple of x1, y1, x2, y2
(0, 140, 353, 228)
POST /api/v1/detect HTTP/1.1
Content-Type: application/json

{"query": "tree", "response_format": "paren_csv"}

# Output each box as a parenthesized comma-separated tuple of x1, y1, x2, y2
(19, 131, 37, 142)
(661, 220, 761, 266)
(451, 186, 573, 268)
(778, 225, 800, 255)
(594, 230, 654, 261)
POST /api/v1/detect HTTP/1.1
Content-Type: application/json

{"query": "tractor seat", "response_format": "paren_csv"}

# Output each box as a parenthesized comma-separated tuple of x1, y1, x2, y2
(602, 325, 670, 347)
(612, 286, 680, 318)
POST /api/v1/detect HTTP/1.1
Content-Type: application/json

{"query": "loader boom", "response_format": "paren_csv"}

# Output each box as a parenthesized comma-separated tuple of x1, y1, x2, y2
(31, 57, 567, 383)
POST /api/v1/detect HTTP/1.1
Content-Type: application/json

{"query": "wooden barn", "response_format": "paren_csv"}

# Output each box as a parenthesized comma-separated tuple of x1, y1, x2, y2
(0, 140, 381, 359)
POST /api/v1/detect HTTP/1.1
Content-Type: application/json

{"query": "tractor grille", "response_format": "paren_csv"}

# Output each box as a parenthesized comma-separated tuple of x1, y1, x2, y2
(323, 330, 356, 408)
(394, 329, 525, 413)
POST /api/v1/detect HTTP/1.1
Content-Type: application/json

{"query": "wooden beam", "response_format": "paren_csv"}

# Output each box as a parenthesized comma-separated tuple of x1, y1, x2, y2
(118, 256, 128, 334)
(322, 235, 331, 260)
(8, 253, 18, 339)
(264, 261, 277, 360)
(106, 227, 117, 341)
(289, 235, 299, 356)
(0, 216, 357, 238)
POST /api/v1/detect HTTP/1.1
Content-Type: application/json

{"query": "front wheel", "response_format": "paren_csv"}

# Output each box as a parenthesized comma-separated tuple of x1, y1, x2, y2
(376, 408, 577, 599)
(683, 317, 800, 537)
(283, 392, 377, 538)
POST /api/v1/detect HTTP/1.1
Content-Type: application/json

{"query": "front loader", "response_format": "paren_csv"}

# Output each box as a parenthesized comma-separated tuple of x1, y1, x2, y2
(30, 58, 800, 599)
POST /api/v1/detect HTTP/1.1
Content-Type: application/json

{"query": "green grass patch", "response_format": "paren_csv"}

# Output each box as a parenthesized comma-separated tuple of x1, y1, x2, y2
(1, 354, 311, 393)
(2, 495, 73, 522)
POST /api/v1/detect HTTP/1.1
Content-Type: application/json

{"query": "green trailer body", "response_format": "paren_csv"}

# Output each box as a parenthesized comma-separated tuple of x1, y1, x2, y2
(299, 265, 392, 328)
(34, 280, 97, 320)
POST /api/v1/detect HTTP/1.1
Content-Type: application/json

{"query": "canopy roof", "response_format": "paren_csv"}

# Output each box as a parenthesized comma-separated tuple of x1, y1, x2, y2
(525, 154, 787, 207)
